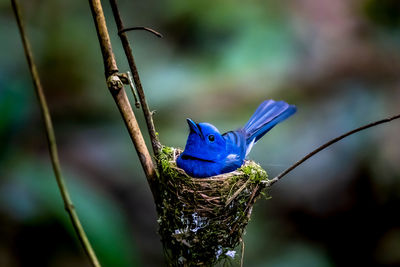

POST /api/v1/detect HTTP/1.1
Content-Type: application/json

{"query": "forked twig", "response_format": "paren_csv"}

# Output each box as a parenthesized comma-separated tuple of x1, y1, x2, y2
(109, 0, 162, 157)
(11, 1, 100, 266)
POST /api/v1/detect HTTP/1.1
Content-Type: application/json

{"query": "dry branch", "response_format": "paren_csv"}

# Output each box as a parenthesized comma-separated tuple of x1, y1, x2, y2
(88, 0, 157, 185)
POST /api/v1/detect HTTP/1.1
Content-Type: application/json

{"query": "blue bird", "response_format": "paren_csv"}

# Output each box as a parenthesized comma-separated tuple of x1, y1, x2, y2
(176, 100, 296, 178)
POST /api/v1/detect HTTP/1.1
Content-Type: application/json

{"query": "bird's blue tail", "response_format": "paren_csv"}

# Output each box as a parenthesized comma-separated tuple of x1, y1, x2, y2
(243, 100, 296, 147)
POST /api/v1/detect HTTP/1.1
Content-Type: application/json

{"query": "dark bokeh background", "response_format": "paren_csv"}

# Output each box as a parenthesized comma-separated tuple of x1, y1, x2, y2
(1, 0, 400, 266)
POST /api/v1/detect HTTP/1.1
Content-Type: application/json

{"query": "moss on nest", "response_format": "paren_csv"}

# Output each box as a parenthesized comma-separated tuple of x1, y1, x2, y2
(155, 146, 270, 266)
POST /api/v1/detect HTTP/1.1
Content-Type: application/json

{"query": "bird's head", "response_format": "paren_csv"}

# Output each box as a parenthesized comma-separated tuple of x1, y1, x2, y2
(180, 118, 226, 162)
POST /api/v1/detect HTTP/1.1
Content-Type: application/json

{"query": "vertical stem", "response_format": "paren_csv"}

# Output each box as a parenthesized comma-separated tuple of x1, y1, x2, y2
(11, 1, 101, 266)
(88, 0, 118, 75)
(109, 0, 161, 158)
(88, 0, 157, 184)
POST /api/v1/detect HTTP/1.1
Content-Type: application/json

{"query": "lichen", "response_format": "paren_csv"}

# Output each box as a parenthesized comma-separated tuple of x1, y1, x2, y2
(155, 146, 270, 266)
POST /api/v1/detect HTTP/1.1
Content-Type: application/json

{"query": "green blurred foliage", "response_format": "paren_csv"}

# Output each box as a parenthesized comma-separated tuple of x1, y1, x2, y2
(1, 0, 400, 266)
(1, 156, 139, 266)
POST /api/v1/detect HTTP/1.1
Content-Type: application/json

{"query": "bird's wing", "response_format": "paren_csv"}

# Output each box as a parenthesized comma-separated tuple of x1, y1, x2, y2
(222, 130, 247, 158)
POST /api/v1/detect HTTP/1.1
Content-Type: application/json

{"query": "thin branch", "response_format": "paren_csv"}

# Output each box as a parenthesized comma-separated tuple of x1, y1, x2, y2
(11, 1, 100, 266)
(88, 0, 157, 184)
(241, 239, 245, 267)
(126, 71, 141, 108)
(267, 113, 400, 186)
(109, 0, 162, 158)
(119, 26, 163, 38)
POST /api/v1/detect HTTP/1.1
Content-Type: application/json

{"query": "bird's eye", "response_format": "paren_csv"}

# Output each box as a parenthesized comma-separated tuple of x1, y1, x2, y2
(208, 135, 215, 142)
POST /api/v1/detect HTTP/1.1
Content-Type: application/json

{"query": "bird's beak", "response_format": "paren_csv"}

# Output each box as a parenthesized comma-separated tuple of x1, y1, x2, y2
(186, 118, 203, 138)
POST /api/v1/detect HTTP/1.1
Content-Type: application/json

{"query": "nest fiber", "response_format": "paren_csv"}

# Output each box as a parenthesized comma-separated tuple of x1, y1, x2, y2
(155, 146, 270, 266)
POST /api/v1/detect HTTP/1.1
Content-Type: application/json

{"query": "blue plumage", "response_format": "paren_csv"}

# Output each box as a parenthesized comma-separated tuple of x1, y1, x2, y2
(176, 100, 296, 177)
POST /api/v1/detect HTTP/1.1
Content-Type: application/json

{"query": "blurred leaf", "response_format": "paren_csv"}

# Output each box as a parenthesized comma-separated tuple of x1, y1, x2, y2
(3, 156, 140, 267)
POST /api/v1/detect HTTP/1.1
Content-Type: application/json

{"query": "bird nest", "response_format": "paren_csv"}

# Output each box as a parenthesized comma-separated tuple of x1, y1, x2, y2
(155, 146, 271, 266)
